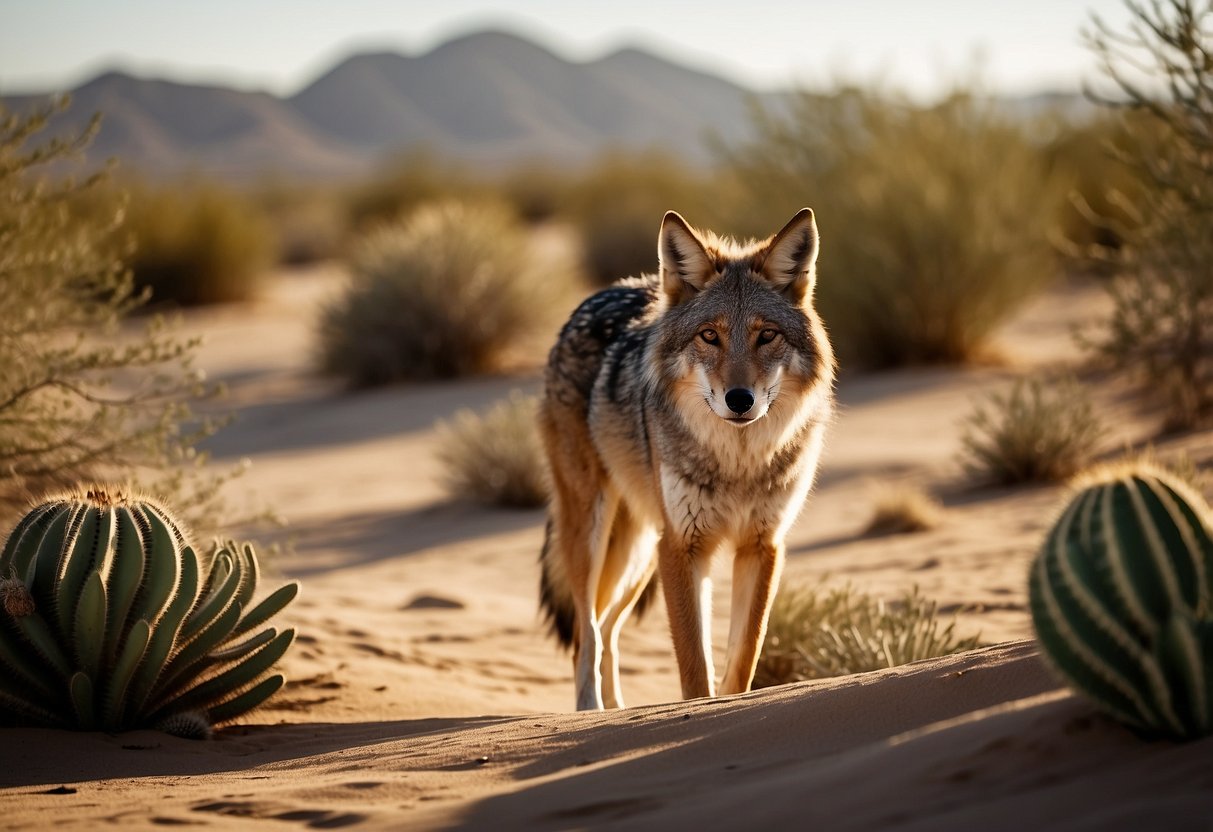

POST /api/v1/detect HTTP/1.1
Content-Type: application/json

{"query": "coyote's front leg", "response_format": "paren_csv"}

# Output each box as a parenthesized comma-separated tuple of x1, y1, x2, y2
(657, 531, 718, 700)
(721, 536, 784, 695)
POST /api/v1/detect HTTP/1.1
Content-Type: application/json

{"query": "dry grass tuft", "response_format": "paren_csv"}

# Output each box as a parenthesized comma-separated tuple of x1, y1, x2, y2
(863, 483, 943, 536)
(959, 376, 1106, 485)
(754, 584, 981, 688)
(435, 391, 548, 509)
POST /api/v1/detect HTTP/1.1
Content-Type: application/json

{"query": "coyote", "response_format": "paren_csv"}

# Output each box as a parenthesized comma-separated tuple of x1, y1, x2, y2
(539, 208, 836, 710)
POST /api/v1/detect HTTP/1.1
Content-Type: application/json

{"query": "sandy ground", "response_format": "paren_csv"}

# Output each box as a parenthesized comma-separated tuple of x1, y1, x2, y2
(1, 263, 1210, 830)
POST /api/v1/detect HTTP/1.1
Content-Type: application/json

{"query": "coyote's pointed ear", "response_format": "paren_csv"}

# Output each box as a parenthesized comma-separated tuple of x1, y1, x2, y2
(659, 211, 714, 305)
(760, 208, 819, 305)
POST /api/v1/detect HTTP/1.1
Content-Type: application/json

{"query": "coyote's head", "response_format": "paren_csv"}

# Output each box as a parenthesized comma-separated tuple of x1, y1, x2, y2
(653, 208, 833, 428)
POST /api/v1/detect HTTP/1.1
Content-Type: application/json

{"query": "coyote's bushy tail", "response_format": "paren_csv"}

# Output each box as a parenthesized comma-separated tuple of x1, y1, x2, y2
(538, 518, 657, 649)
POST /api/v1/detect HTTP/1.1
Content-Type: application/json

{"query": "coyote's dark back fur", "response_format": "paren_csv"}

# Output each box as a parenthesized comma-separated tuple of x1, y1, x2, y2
(539, 277, 659, 647)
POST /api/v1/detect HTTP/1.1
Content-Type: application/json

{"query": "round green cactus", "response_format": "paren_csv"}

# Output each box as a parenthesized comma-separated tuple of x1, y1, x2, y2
(1029, 466, 1213, 740)
(0, 487, 298, 737)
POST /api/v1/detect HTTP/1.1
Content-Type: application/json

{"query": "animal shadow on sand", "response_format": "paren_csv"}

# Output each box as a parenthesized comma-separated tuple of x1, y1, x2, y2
(270, 501, 545, 577)
(203, 376, 539, 460)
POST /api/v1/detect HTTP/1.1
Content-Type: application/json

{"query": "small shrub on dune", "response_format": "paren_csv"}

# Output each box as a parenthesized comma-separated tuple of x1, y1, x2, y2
(960, 376, 1106, 485)
(319, 201, 570, 386)
(864, 483, 943, 536)
(435, 391, 547, 508)
(123, 181, 274, 306)
(754, 584, 980, 688)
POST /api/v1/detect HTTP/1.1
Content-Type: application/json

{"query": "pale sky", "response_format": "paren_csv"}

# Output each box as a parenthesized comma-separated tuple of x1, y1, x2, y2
(0, 0, 1134, 99)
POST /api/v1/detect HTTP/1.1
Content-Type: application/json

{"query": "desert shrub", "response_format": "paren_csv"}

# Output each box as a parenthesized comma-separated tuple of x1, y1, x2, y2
(319, 201, 571, 386)
(122, 180, 274, 306)
(565, 152, 729, 286)
(959, 376, 1106, 485)
(496, 164, 573, 225)
(1077, 0, 1213, 429)
(435, 391, 547, 508)
(725, 88, 1061, 367)
(0, 101, 235, 531)
(754, 584, 981, 688)
(1042, 114, 1145, 260)
(251, 178, 345, 265)
(345, 151, 486, 233)
(864, 483, 943, 535)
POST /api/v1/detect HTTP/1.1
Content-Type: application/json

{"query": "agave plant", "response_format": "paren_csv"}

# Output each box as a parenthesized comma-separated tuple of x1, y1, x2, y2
(1029, 465, 1213, 740)
(0, 488, 298, 737)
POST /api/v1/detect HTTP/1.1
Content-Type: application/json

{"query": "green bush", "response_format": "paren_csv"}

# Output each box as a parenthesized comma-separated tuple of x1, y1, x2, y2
(251, 178, 346, 265)
(565, 152, 729, 286)
(344, 151, 485, 234)
(319, 201, 573, 386)
(1079, 0, 1213, 429)
(726, 89, 1061, 367)
(436, 391, 547, 508)
(0, 101, 233, 531)
(959, 376, 1106, 485)
(122, 180, 273, 306)
(1042, 114, 1143, 259)
(754, 584, 980, 688)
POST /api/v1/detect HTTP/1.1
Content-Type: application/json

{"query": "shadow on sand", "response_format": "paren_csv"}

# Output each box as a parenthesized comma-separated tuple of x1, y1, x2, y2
(269, 501, 545, 578)
(202, 375, 542, 460)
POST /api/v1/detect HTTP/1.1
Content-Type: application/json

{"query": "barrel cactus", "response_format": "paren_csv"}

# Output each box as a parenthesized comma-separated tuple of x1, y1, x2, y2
(1029, 465, 1213, 740)
(0, 487, 298, 737)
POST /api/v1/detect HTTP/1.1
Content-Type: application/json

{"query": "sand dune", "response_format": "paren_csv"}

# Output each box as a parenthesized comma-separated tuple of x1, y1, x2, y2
(1, 265, 1210, 830)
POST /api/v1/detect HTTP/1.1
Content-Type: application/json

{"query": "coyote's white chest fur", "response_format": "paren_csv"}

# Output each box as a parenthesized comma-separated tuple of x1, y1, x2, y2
(539, 208, 835, 711)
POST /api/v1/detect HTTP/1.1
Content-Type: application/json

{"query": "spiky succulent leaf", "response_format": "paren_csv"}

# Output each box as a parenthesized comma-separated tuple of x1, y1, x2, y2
(0, 620, 57, 700)
(1, 503, 58, 579)
(205, 673, 285, 726)
(134, 506, 184, 627)
(55, 507, 101, 640)
(73, 571, 107, 680)
(102, 618, 150, 729)
(181, 553, 239, 642)
(14, 611, 71, 679)
(155, 628, 294, 719)
(69, 672, 96, 730)
(232, 583, 300, 639)
(125, 544, 201, 718)
(103, 509, 146, 663)
(30, 506, 75, 600)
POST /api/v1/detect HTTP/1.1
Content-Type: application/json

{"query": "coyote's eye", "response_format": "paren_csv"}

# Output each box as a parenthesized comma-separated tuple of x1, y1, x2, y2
(699, 329, 719, 344)
(757, 328, 780, 345)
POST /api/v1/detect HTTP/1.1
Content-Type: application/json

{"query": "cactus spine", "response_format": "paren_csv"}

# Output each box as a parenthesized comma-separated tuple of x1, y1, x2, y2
(0, 488, 299, 736)
(1029, 466, 1213, 739)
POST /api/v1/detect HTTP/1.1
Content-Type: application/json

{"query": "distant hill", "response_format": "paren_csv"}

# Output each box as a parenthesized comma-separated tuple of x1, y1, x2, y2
(1, 30, 776, 179)
(0, 29, 1089, 180)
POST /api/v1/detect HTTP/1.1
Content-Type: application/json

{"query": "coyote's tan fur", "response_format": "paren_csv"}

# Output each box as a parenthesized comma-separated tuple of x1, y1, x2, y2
(539, 209, 835, 710)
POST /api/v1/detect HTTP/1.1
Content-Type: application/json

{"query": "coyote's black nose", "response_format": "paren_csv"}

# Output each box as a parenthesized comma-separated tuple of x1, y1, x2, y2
(725, 388, 755, 415)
